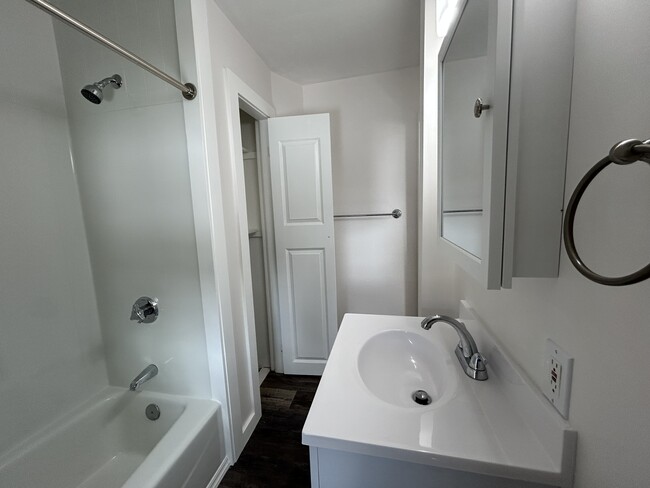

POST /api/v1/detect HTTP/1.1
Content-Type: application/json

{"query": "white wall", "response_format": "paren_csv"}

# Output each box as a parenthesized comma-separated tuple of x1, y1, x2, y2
(191, 0, 291, 458)
(0, 1, 108, 456)
(52, 0, 211, 398)
(202, 1, 275, 402)
(420, 1, 650, 487)
(204, 0, 272, 421)
(304, 68, 421, 323)
(271, 72, 305, 116)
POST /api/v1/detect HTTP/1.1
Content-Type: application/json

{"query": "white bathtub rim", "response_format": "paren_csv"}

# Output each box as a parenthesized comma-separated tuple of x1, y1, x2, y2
(122, 392, 220, 488)
(0, 385, 119, 471)
(0, 385, 221, 485)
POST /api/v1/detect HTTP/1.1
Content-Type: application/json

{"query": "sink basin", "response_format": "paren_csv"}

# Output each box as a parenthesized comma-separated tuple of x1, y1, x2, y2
(304, 312, 577, 488)
(357, 330, 453, 408)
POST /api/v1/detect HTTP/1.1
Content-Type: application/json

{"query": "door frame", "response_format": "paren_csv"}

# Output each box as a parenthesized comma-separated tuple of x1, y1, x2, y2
(223, 68, 283, 379)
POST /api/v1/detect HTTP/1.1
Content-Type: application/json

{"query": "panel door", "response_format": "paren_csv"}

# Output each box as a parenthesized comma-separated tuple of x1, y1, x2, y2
(267, 114, 338, 375)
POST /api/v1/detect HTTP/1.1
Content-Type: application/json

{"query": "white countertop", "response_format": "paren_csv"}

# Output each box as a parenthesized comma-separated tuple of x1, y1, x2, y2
(302, 306, 576, 487)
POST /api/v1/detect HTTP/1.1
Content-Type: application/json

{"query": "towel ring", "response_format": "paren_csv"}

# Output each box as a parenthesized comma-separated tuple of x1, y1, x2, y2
(563, 139, 650, 286)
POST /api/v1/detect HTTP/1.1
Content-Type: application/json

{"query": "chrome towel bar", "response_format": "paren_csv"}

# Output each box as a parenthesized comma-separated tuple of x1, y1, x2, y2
(563, 139, 650, 286)
(442, 209, 483, 214)
(334, 209, 402, 219)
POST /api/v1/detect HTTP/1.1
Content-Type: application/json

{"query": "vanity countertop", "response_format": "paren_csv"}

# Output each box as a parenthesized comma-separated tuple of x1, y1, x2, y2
(302, 303, 576, 487)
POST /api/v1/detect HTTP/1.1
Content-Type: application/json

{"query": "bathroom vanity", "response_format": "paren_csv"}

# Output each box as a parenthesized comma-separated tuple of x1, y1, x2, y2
(302, 303, 576, 488)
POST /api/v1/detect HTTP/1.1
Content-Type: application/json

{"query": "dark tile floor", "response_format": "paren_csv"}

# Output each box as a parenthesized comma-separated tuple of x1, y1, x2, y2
(220, 373, 320, 488)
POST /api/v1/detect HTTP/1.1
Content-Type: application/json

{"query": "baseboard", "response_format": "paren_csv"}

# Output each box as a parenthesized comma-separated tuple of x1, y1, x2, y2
(259, 367, 270, 384)
(206, 456, 230, 488)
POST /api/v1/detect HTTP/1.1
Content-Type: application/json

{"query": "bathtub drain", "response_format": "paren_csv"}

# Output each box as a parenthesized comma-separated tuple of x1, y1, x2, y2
(146, 403, 161, 421)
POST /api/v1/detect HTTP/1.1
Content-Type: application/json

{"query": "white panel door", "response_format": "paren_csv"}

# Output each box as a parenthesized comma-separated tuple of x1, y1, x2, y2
(268, 114, 338, 375)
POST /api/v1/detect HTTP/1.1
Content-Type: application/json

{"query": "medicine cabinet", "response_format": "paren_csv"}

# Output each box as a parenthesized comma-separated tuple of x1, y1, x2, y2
(438, 0, 576, 289)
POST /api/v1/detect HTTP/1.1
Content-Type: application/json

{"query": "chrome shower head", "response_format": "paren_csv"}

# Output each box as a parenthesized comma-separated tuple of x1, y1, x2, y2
(80, 74, 123, 104)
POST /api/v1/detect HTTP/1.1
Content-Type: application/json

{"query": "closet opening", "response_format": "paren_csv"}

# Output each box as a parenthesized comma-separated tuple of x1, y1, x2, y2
(239, 108, 273, 383)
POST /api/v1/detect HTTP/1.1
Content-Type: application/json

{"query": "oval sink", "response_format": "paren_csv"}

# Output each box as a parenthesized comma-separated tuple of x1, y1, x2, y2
(357, 330, 452, 408)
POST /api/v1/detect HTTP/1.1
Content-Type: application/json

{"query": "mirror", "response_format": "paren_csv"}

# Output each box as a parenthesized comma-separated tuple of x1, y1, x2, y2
(436, 0, 575, 290)
(440, 0, 491, 259)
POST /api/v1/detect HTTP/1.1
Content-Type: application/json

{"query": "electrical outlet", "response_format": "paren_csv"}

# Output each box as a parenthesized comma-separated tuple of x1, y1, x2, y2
(543, 339, 574, 419)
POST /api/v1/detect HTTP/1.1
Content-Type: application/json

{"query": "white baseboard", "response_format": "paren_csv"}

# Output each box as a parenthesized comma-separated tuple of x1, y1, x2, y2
(259, 367, 270, 385)
(206, 456, 230, 488)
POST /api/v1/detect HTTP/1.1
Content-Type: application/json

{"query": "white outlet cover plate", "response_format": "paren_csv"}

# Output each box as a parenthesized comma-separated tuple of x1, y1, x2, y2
(544, 339, 574, 419)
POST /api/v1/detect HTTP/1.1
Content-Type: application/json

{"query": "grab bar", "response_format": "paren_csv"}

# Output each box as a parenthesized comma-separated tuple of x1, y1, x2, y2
(563, 138, 650, 286)
(334, 209, 402, 219)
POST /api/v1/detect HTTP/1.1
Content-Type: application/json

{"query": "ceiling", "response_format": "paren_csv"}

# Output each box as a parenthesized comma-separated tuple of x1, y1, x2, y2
(215, 0, 421, 85)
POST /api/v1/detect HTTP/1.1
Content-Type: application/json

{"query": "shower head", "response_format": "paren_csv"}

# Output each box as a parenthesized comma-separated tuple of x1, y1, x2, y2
(80, 74, 123, 104)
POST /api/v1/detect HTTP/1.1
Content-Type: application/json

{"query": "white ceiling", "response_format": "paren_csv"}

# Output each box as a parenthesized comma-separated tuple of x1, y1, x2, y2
(215, 0, 421, 85)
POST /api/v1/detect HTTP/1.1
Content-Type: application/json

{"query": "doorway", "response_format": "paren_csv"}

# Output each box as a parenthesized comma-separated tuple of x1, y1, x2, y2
(236, 107, 339, 378)
(239, 109, 272, 383)
(223, 69, 338, 460)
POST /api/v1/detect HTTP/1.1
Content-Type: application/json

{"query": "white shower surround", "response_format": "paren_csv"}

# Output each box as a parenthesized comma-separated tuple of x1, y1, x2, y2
(2, 0, 238, 484)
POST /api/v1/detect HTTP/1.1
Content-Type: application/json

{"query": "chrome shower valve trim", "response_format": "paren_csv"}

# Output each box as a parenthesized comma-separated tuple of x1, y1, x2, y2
(130, 296, 159, 324)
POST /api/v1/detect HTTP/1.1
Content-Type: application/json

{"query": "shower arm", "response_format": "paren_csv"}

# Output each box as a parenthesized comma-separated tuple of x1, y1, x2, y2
(24, 0, 197, 101)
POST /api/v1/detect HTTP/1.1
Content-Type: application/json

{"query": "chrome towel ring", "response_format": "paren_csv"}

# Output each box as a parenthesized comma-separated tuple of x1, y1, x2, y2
(563, 139, 650, 286)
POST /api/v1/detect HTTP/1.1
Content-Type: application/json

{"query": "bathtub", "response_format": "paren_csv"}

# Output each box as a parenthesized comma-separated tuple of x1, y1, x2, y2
(0, 387, 225, 488)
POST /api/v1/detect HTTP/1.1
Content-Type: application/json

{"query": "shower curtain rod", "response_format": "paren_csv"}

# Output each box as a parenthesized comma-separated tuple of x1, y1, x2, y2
(24, 0, 197, 100)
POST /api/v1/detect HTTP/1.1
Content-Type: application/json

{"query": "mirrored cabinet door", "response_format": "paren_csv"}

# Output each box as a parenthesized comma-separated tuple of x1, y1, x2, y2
(436, 0, 575, 290)
(439, 0, 489, 260)
(439, 0, 512, 289)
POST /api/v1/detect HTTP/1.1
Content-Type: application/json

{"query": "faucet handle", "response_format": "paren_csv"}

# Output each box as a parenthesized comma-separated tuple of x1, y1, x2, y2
(469, 353, 487, 372)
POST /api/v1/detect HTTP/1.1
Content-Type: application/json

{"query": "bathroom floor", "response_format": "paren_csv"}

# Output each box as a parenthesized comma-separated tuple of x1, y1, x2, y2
(220, 373, 320, 488)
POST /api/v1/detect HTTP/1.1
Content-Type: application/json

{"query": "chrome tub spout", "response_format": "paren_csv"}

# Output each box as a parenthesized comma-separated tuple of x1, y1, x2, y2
(129, 364, 158, 391)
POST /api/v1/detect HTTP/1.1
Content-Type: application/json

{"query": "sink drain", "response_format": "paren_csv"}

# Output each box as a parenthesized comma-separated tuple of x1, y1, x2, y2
(412, 390, 432, 406)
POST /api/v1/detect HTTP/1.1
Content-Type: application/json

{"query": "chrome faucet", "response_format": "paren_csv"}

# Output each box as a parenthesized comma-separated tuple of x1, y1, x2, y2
(129, 364, 158, 391)
(421, 315, 488, 381)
